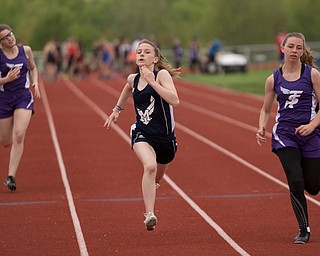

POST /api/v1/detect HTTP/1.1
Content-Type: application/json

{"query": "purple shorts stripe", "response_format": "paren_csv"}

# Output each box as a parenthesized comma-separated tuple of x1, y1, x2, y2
(272, 123, 320, 158)
(0, 90, 34, 119)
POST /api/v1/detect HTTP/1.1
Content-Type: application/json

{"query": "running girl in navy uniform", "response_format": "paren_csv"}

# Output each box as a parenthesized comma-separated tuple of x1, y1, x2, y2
(256, 32, 320, 244)
(104, 39, 180, 231)
(0, 24, 40, 191)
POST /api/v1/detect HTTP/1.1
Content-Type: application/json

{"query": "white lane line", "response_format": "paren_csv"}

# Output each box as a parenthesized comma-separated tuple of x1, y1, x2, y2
(65, 79, 250, 256)
(176, 123, 320, 207)
(176, 84, 263, 115)
(92, 77, 320, 208)
(164, 175, 250, 256)
(39, 78, 89, 256)
(182, 101, 272, 137)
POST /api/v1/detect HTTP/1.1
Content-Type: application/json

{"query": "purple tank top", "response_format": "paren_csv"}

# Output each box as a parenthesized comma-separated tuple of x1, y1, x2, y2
(0, 45, 30, 93)
(273, 64, 318, 125)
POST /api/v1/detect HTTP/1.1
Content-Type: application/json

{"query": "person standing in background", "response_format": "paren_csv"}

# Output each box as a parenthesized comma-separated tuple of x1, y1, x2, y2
(0, 24, 40, 191)
(188, 36, 200, 73)
(172, 38, 183, 69)
(275, 32, 286, 63)
(257, 32, 320, 244)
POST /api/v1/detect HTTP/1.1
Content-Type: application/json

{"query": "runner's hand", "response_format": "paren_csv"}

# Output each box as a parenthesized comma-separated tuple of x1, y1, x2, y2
(256, 127, 266, 145)
(104, 110, 120, 129)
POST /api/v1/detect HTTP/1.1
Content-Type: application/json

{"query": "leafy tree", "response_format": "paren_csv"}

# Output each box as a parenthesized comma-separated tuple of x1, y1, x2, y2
(0, 0, 319, 50)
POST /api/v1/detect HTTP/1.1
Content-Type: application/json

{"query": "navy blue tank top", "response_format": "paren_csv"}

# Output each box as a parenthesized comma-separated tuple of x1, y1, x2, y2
(273, 64, 318, 125)
(132, 71, 175, 137)
(0, 45, 30, 93)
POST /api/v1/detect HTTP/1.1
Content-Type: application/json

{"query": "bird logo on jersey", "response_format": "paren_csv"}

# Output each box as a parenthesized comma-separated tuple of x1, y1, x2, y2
(280, 86, 303, 109)
(6, 63, 23, 70)
(137, 96, 155, 125)
(0, 63, 24, 91)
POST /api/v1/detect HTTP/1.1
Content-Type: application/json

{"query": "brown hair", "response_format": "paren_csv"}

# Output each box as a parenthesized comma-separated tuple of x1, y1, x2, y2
(281, 32, 316, 67)
(138, 39, 181, 79)
(0, 24, 12, 33)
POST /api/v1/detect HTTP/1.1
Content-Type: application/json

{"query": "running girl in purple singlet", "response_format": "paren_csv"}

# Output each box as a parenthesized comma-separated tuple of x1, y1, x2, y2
(0, 24, 40, 191)
(257, 32, 320, 244)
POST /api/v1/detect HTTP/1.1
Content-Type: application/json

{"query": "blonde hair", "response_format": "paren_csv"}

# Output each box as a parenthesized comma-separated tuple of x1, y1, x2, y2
(281, 32, 316, 67)
(138, 39, 181, 78)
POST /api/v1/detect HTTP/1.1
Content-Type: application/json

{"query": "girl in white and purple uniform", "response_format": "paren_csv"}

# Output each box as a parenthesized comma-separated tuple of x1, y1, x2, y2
(0, 24, 40, 191)
(105, 39, 180, 231)
(257, 32, 320, 244)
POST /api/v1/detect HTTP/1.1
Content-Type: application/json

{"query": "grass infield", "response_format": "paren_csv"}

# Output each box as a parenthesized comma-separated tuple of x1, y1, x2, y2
(182, 69, 275, 96)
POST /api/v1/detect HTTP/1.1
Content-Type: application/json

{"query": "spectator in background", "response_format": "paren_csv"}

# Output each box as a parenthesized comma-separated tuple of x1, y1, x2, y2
(118, 38, 131, 77)
(208, 39, 222, 65)
(205, 39, 222, 73)
(127, 34, 143, 74)
(64, 36, 78, 75)
(97, 39, 114, 80)
(70, 40, 90, 79)
(188, 36, 200, 73)
(275, 32, 286, 63)
(172, 38, 183, 68)
(43, 40, 61, 80)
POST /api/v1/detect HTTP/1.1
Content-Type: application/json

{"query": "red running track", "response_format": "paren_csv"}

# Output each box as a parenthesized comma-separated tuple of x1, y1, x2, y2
(0, 72, 319, 255)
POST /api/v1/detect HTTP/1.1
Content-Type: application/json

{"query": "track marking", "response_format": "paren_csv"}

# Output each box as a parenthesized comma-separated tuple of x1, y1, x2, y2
(182, 101, 272, 136)
(176, 84, 263, 115)
(0, 201, 57, 206)
(175, 123, 320, 207)
(39, 78, 89, 256)
(164, 175, 250, 256)
(64, 78, 251, 256)
(92, 78, 320, 207)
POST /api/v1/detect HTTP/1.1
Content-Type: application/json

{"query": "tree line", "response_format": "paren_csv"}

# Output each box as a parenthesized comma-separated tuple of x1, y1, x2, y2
(1, 0, 320, 51)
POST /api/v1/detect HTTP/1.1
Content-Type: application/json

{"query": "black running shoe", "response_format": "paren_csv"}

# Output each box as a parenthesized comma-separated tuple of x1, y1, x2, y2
(4, 176, 16, 191)
(294, 229, 310, 244)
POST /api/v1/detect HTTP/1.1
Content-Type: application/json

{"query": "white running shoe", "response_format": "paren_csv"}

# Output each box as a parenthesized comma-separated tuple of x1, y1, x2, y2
(144, 212, 157, 231)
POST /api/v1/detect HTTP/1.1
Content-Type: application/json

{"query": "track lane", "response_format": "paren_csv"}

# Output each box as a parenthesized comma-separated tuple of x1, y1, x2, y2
(1, 73, 320, 255)
(85, 74, 320, 255)
(61, 76, 250, 255)
(0, 80, 83, 255)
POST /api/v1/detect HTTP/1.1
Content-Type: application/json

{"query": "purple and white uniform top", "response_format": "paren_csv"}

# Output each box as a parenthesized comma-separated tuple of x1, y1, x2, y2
(0, 45, 34, 119)
(272, 64, 320, 157)
(0, 45, 30, 93)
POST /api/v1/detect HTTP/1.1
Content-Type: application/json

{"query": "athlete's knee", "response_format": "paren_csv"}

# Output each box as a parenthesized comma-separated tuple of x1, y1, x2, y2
(143, 162, 157, 175)
(12, 130, 26, 144)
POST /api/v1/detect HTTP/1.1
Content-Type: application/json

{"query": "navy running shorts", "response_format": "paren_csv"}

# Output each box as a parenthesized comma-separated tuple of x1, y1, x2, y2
(130, 124, 178, 164)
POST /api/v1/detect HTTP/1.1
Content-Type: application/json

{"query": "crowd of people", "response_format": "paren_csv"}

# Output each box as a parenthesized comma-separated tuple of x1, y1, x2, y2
(42, 36, 89, 80)
(42, 35, 147, 81)
(42, 35, 226, 80)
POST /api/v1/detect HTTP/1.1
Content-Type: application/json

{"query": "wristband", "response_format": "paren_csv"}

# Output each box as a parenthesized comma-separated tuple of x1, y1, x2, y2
(114, 105, 124, 111)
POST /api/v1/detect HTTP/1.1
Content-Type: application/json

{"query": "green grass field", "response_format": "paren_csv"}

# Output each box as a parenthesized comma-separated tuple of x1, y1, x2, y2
(182, 69, 274, 96)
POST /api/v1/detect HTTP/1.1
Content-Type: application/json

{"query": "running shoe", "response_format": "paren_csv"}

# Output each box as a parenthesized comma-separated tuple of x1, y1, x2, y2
(4, 176, 16, 191)
(143, 212, 157, 231)
(294, 228, 310, 244)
